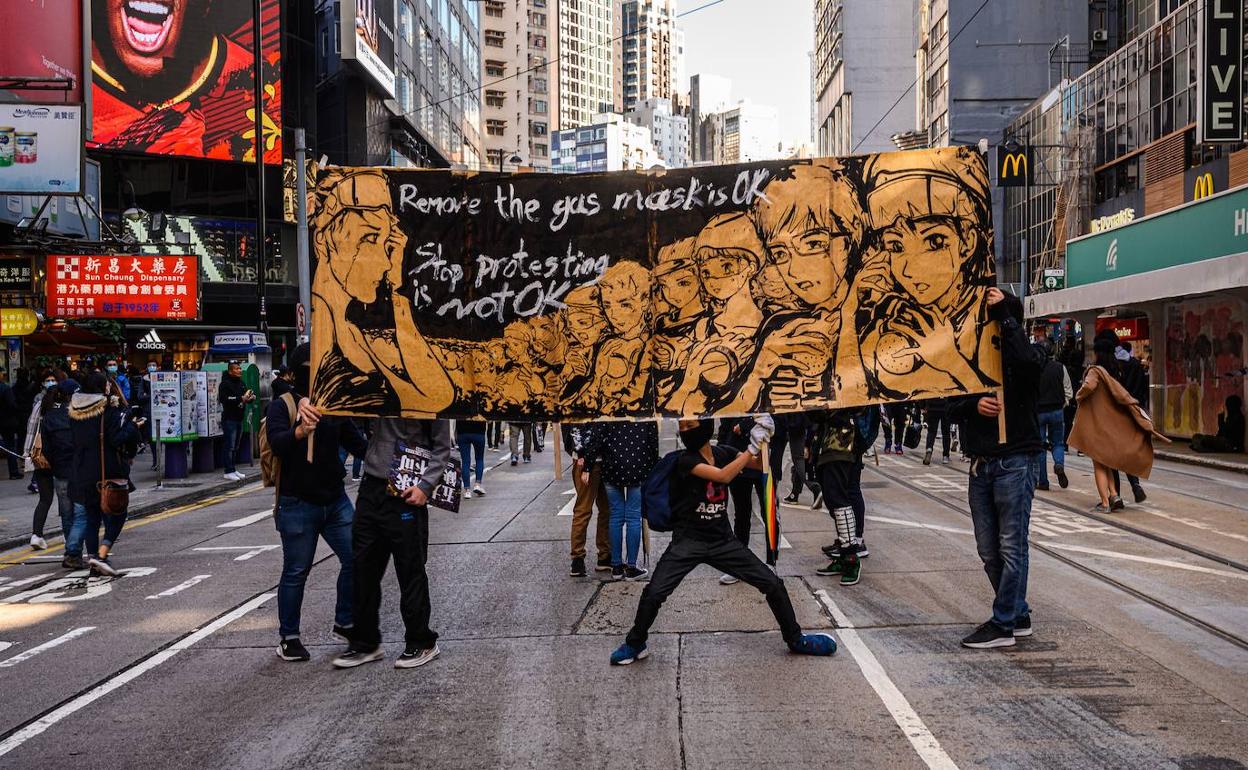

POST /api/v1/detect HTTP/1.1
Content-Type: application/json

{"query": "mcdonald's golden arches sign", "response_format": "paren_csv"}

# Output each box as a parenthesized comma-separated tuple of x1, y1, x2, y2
(996, 146, 1032, 187)
(1193, 172, 1216, 199)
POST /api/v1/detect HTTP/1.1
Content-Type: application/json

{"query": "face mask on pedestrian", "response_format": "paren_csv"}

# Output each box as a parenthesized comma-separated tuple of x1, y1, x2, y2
(148, 364, 157, 374)
(679, 421, 714, 451)
(43, 380, 56, 390)
(107, 365, 118, 374)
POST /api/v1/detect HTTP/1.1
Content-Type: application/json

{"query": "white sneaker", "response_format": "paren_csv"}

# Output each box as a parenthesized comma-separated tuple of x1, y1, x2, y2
(29, 534, 47, 550)
(473, 484, 485, 497)
(719, 573, 739, 585)
(231, 471, 246, 481)
(224, 472, 238, 480)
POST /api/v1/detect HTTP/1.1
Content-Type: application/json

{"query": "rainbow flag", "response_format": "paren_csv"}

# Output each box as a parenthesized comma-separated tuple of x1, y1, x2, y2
(761, 446, 781, 566)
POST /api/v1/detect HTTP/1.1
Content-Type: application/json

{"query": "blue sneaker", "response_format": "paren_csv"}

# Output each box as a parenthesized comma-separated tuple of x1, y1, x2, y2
(609, 642, 648, 665)
(789, 633, 837, 656)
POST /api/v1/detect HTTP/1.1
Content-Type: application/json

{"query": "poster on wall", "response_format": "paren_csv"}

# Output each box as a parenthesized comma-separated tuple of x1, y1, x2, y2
(0, 159, 101, 239)
(0, 104, 84, 195)
(180, 370, 201, 440)
(205, 369, 224, 437)
(90, 0, 282, 163)
(46, 254, 201, 320)
(0, 0, 87, 103)
(150, 371, 184, 442)
(309, 148, 1005, 420)
(189, 370, 209, 437)
(1163, 298, 1246, 438)
(340, 0, 396, 98)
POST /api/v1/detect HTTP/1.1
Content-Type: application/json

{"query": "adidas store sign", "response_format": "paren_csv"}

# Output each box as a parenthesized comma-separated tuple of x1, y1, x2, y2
(136, 329, 167, 351)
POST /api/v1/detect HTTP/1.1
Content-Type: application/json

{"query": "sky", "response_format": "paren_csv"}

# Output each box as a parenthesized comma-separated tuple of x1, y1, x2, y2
(679, 0, 814, 148)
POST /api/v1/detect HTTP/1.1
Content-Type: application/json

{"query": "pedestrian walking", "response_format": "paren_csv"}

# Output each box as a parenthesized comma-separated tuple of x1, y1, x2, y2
(138, 363, 158, 468)
(28, 381, 74, 551)
(267, 345, 369, 663)
(1069, 337, 1167, 514)
(486, 421, 502, 450)
(716, 416, 763, 584)
(608, 418, 836, 665)
(1104, 337, 1151, 504)
(948, 288, 1043, 649)
(63, 373, 141, 576)
(1033, 340, 1073, 490)
(218, 361, 255, 481)
(508, 421, 534, 466)
(564, 422, 611, 577)
(333, 417, 452, 670)
(583, 420, 658, 581)
(922, 398, 952, 465)
(456, 418, 487, 497)
(811, 407, 876, 585)
(883, 402, 909, 455)
(778, 413, 815, 504)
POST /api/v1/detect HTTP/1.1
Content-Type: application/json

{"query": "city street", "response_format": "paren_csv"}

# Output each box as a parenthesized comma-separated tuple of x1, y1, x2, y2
(1, 435, 1245, 769)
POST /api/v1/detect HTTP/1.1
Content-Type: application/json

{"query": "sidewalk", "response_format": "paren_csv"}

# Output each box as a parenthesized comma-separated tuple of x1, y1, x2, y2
(0, 455, 259, 552)
(1155, 440, 1248, 475)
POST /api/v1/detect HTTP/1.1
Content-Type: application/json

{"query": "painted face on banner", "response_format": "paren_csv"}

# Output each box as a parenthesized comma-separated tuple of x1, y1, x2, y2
(318, 173, 407, 305)
(598, 262, 650, 338)
(878, 216, 972, 306)
(696, 249, 753, 301)
(564, 285, 605, 348)
(654, 238, 701, 318)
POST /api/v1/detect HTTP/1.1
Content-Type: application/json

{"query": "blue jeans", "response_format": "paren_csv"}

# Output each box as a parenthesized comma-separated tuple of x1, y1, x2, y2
(606, 483, 642, 568)
(275, 493, 354, 639)
(65, 498, 126, 558)
(458, 433, 486, 487)
(1035, 409, 1065, 486)
(967, 454, 1034, 631)
(338, 448, 363, 478)
(222, 420, 242, 474)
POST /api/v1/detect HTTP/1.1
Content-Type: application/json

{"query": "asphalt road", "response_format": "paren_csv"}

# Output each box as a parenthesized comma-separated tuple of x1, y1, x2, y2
(1, 438, 1246, 769)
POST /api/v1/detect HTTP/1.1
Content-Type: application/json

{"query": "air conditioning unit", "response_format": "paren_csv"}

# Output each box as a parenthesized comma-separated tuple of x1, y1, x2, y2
(1091, 29, 1109, 42)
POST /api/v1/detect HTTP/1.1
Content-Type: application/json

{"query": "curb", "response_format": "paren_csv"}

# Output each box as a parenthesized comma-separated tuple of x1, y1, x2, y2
(0, 474, 257, 554)
(1155, 450, 1248, 476)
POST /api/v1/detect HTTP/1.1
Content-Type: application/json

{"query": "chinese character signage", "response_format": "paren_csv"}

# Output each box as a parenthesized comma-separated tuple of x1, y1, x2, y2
(0, 259, 33, 290)
(46, 255, 201, 320)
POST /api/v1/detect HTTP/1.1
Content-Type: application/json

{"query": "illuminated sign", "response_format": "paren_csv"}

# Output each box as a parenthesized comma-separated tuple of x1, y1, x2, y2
(996, 146, 1032, 187)
(0, 308, 38, 336)
(1089, 208, 1135, 233)
(0, 104, 83, 195)
(1198, 0, 1244, 143)
(46, 254, 201, 320)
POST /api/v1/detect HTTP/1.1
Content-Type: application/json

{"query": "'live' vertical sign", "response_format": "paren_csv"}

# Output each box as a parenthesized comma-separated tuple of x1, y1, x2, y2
(1199, 0, 1245, 143)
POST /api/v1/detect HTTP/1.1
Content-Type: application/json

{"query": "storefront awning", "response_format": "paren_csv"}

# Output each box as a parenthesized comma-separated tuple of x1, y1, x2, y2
(22, 325, 118, 356)
(1025, 252, 1248, 318)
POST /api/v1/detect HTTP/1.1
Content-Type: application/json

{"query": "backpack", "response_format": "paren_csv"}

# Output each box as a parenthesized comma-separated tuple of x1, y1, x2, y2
(855, 406, 881, 453)
(640, 449, 684, 532)
(258, 393, 297, 489)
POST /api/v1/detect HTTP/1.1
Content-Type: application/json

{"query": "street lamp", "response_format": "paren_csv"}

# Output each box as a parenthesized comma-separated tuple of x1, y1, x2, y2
(500, 153, 523, 174)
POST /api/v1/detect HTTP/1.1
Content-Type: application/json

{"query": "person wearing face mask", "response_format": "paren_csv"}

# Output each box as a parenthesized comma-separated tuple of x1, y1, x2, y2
(25, 372, 68, 550)
(137, 363, 159, 468)
(106, 358, 130, 402)
(609, 417, 837, 665)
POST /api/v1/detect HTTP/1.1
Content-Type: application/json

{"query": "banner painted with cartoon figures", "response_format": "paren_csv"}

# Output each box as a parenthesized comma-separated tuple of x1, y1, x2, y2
(309, 147, 1003, 420)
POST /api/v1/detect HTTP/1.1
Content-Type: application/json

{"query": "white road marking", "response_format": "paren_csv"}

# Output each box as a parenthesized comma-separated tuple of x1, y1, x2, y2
(3, 568, 157, 604)
(146, 574, 212, 600)
(562, 489, 576, 495)
(813, 590, 960, 770)
(0, 627, 96, 669)
(0, 593, 273, 757)
(191, 545, 279, 562)
(217, 511, 273, 529)
(0, 642, 12, 654)
(1125, 506, 1248, 544)
(557, 498, 575, 516)
(869, 515, 973, 536)
(0, 572, 56, 596)
(1043, 543, 1248, 581)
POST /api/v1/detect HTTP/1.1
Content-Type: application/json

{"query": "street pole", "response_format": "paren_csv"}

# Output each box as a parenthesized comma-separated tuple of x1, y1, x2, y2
(294, 128, 311, 344)
(252, 0, 268, 336)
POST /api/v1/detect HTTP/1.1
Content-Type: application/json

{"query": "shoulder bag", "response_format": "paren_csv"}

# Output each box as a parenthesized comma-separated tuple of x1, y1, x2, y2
(97, 414, 130, 516)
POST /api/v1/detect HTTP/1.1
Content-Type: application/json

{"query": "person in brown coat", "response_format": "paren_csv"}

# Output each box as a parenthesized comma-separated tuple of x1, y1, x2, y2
(1069, 342, 1168, 512)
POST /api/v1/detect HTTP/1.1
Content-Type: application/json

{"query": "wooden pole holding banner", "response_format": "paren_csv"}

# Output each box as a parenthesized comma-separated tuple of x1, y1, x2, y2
(553, 423, 563, 480)
(996, 387, 1008, 445)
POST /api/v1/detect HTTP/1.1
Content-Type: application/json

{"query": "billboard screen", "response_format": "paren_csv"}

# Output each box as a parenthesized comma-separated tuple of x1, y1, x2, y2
(90, 0, 282, 163)
(0, 103, 84, 194)
(47, 253, 201, 320)
(1, 159, 101, 238)
(341, 0, 396, 98)
(0, 0, 87, 103)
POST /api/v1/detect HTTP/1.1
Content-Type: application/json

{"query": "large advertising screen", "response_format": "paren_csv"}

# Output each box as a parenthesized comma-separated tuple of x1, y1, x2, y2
(90, 0, 282, 163)
(0, 0, 87, 103)
(0, 104, 84, 195)
(341, 0, 396, 98)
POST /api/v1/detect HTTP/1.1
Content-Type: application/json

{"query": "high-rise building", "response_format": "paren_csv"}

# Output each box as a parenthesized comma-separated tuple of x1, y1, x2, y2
(688, 73, 732, 162)
(552, 113, 664, 173)
(701, 101, 781, 164)
(812, 0, 915, 155)
(625, 98, 689, 168)
(558, 0, 614, 129)
(480, 0, 560, 170)
(615, 0, 681, 113)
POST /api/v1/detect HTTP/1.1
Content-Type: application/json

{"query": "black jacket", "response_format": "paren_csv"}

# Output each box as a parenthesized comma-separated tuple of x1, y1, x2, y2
(68, 394, 140, 504)
(584, 421, 659, 487)
(40, 406, 74, 479)
(271, 378, 295, 399)
(1114, 357, 1150, 404)
(0, 382, 17, 432)
(562, 422, 600, 458)
(949, 302, 1044, 459)
(716, 417, 754, 452)
(218, 375, 248, 422)
(1036, 359, 1068, 412)
(266, 395, 369, 505)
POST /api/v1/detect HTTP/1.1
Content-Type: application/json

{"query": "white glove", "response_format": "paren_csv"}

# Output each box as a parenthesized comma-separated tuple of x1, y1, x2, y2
(747, 415, 775, 456)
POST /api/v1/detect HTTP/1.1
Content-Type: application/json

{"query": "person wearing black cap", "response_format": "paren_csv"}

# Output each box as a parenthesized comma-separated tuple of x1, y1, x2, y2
(266, 344, 369, 663)
(271, 365, 296, 399)
(948, 288, 1044, 649)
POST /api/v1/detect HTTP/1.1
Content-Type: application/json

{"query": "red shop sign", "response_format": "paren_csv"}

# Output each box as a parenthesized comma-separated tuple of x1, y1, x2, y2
(46, 255, 201, 321)
(1095, 316, 1150, 341)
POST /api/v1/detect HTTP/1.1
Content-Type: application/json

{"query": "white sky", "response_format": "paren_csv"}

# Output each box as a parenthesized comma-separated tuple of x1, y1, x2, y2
(679, 0, 814, 147)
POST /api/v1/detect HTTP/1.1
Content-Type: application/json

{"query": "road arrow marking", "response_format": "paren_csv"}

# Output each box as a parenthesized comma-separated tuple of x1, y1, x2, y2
(218, 511, 274, 529)
(191, 545, 279, 562)
(146, 574, 213, 600)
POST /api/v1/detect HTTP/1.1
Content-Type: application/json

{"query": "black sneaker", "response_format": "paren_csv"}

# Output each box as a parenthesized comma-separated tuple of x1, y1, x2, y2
(1109, 495, 1126, 512)
(510, 455, 518, 467)
(854, 541, 869, 558)
(624, 565, 648, 581)
(332, 624, 354, 643)
(821, 540, 843, 557)
(394, 645, 440, 669)
(1036, 481, 1050, 491)
(1054, 465, 1069, 489)
(277, 638, 311, 662)
(610, 565, 625, 581)
(809, 490, 823, 511)
(62, 555, 86, 570)
(1013, 614, 1033, 638)
(961, 621, 1015, 649)
(594, 558, 612, 572)
(783, 492, 799, 504)
(923, 449, 932, 465)
(1131, 484, 1147, 503)
(332, 646, 384, 668)
(570, 557, 587, 577)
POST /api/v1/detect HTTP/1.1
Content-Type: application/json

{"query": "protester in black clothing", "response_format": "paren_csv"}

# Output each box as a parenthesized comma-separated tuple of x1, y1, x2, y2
(609, 417, 836, 665)
(810, 407, 875, 586)
(271, 366, 296, 399)
(1057, 334, 1084, 447)
(883, 402, 909, 455)
(1192, 395, 1245, 453)
(922, 398, 952, 465)
(715, 416, 764, 584)
(778, 412, 816, 503)
(948, 288, 1043, 649)
(0, 371, 23, 479)
(267, 344, 370, 663)
(218, 361, 255, 480)
(334, 416, 452, 671)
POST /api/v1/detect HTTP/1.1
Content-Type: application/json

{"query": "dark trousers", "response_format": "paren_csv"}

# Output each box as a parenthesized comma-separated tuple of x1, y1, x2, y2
(1110, 469, 1141, 492)
(222, 419, 242, 474)
(0, 430, 19, 476)
(925, 413, 951, 456)
(625, 536, 803, 648)
(818, 460, 865, 539)
(486, 422, 502, 447)
(728, 471, 764, 546)
(352, 475, 438, 650)
(767, 421, 789, 482)
(884, 404, 908, 448)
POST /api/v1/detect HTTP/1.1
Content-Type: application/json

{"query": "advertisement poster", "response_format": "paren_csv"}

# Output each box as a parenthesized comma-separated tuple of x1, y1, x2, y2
(90, 0, 282, 163)
(180, 370, 201, 440)
(0, 0, 86, 103)
(46, 254, 201, 320)
(1, 159, 101, 240)
(0, 104, 84, 195)
(190, 370, 209, 437)
(205, 369, 224, 437)
(341, 0, 395, 98)
(150, 371, 183, 442)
